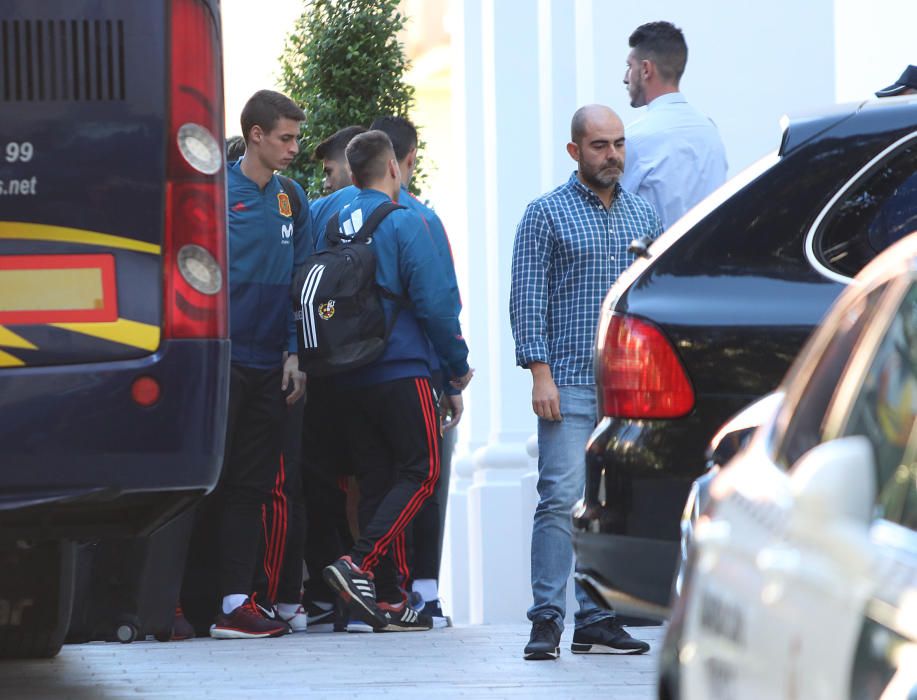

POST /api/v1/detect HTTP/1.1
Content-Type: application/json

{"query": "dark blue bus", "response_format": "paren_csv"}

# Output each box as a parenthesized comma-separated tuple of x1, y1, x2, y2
(0, 0, 229, 657)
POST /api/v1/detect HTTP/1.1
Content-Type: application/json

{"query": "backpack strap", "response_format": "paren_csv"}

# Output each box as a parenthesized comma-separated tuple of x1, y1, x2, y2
(276, 174, 303, 221)
(325, 212, 341, 246)
(326, 202, 413, 310)
(353, 201, 404, 242)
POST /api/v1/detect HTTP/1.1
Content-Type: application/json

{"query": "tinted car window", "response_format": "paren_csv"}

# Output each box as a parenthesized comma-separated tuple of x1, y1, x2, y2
(838, 285, 917, 507)
(816, 139, 917, 278)
(777, 285, 887, 468)
(875, 440, 917, 531)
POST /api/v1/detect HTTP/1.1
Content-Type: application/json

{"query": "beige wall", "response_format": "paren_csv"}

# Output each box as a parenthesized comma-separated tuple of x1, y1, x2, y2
(399, 0, 452, 208)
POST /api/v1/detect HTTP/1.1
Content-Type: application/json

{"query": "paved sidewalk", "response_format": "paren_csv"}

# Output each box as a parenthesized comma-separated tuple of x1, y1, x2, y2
(0, 624, 664, 699)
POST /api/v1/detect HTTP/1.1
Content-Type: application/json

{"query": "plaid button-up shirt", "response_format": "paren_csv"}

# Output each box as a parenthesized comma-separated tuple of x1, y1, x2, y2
(510, 172, 662, 386)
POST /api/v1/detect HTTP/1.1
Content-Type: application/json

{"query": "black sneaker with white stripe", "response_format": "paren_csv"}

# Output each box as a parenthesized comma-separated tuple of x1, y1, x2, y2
(524, 618, 561, 660)
(571, 618, 650, 655)
(420, 599, 452, 629)
(376, 601, 433, 632)
(322, 556, 387, 630)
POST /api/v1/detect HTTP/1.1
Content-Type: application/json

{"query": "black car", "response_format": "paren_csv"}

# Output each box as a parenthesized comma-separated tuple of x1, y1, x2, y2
(573, 96, 917, 618)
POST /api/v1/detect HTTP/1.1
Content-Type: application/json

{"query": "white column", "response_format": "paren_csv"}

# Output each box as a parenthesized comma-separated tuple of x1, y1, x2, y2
(461, 0, 541, 624)
(441, 0, 487, 625)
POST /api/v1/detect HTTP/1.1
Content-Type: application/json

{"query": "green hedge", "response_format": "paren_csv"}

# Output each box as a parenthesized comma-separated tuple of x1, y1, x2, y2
(279, 0, 421, 198)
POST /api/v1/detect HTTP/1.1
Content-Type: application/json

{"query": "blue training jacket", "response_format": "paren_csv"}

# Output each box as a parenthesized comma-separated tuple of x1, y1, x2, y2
(227, 160, 312, 368)
(333, 188, 470, 387)
(398, 186, 463, 394)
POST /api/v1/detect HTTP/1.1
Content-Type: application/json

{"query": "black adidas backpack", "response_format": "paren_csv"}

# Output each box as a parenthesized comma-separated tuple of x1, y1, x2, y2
(293, 201, 406, 376)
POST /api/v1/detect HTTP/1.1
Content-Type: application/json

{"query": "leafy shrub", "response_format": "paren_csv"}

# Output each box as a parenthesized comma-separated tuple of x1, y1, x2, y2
(279, 0, 421, 197)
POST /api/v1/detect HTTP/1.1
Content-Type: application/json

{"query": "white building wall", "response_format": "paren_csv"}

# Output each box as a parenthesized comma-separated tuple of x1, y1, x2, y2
(441, 0, 836, 624)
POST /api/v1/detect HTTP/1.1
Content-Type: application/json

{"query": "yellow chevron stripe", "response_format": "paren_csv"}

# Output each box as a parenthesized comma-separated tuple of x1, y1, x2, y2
(0, 222, 161, 255)
(0, 349, 24, 367)
(0, 325, 37, 350)
(51, 318, 160, 352)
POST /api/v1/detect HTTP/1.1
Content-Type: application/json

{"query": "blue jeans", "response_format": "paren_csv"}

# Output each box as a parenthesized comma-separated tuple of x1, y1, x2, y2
(528, 384, 613, 631)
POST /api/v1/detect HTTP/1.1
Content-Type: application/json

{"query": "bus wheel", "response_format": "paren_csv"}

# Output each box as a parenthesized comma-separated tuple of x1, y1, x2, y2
(0, 540, 76, 659)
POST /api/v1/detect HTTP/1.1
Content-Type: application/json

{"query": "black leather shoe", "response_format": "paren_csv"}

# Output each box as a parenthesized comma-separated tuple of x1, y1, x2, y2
(571, 618, 650, 655)
(524, 618, 561, 660)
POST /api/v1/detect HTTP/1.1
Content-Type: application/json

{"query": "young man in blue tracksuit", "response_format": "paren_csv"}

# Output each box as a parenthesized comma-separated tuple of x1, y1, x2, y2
(322, 130, 473, 632)
(370, 116, 462, 627)
(184, 90, 310, 640)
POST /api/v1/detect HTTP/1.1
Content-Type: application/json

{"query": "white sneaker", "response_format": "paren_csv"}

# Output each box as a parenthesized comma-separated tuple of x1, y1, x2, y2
(276, 604, 308, 633)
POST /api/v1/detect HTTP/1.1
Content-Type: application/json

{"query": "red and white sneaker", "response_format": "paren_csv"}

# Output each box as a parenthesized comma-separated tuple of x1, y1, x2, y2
(209, 595, 288, 639)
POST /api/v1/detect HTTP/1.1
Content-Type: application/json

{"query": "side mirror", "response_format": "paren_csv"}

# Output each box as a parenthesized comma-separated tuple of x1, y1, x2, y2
(628, 236, 653, 259)
(790, 435, 876, 525)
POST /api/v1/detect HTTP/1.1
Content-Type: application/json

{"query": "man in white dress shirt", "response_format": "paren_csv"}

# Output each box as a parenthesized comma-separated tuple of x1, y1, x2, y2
(621, 21, 727, 230)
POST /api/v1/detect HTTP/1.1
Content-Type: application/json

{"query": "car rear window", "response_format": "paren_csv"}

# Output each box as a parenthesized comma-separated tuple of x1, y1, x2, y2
(813, 136, 917, 279)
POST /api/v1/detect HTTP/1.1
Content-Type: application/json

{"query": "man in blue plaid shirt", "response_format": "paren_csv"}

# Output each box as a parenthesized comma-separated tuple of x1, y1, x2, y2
(510, 105, 661, 660)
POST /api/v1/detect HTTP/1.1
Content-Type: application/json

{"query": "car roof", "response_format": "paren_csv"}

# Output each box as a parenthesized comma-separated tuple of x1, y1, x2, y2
(781, 95, 917, 156)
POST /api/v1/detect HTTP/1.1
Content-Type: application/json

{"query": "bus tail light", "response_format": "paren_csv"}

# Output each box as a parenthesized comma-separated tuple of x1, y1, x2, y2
(163, 0, 227, 339)
(597, 313, 694, 418)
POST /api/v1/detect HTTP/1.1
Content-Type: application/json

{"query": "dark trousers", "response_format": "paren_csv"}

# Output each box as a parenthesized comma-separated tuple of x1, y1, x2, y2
(301, 376, 353, 604)
(254, 396, 307, 605)
(345, 376, 441, 603)
(182, 363, 285, 621)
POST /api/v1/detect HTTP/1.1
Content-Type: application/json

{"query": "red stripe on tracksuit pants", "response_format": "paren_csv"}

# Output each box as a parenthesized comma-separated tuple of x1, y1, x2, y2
(262, 454, 288, 603)
(343, 377, 440, 601)
(394, 533, 410, 589)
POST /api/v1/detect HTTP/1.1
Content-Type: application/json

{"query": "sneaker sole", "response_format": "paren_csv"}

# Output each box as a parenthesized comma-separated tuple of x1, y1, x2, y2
(209, 625, 286, 640)
(346, 623, 375, 633)
(524, 647, 560, 660)
(322, 565, 386, 629)
(374, 623, 433, 632)
(306, 621, 335, 633)
(570, 642, 648, 655)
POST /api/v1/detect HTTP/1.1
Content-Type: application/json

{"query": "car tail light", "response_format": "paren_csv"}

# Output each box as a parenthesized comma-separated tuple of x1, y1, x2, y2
(163, 0, 227, 339)
(597, 313, 694, 418)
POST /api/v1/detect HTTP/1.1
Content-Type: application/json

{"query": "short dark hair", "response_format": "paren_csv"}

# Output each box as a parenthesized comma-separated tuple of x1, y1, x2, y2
(313, 125, 367, 161)
(225, 135, 246, 161)
(369, 116, 417, 161)
(240, 89, 305, 143)
(628, 21, 687, 83)
(345, 130, 395, 188)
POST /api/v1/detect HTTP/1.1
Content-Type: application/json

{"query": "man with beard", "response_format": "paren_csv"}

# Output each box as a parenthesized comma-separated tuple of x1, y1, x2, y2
(510, 104, 659, 660)
(622, 21, 727, 230)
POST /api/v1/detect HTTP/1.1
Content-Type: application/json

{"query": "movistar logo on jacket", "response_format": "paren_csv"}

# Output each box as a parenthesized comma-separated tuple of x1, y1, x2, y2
(281, 222, 293, 243)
